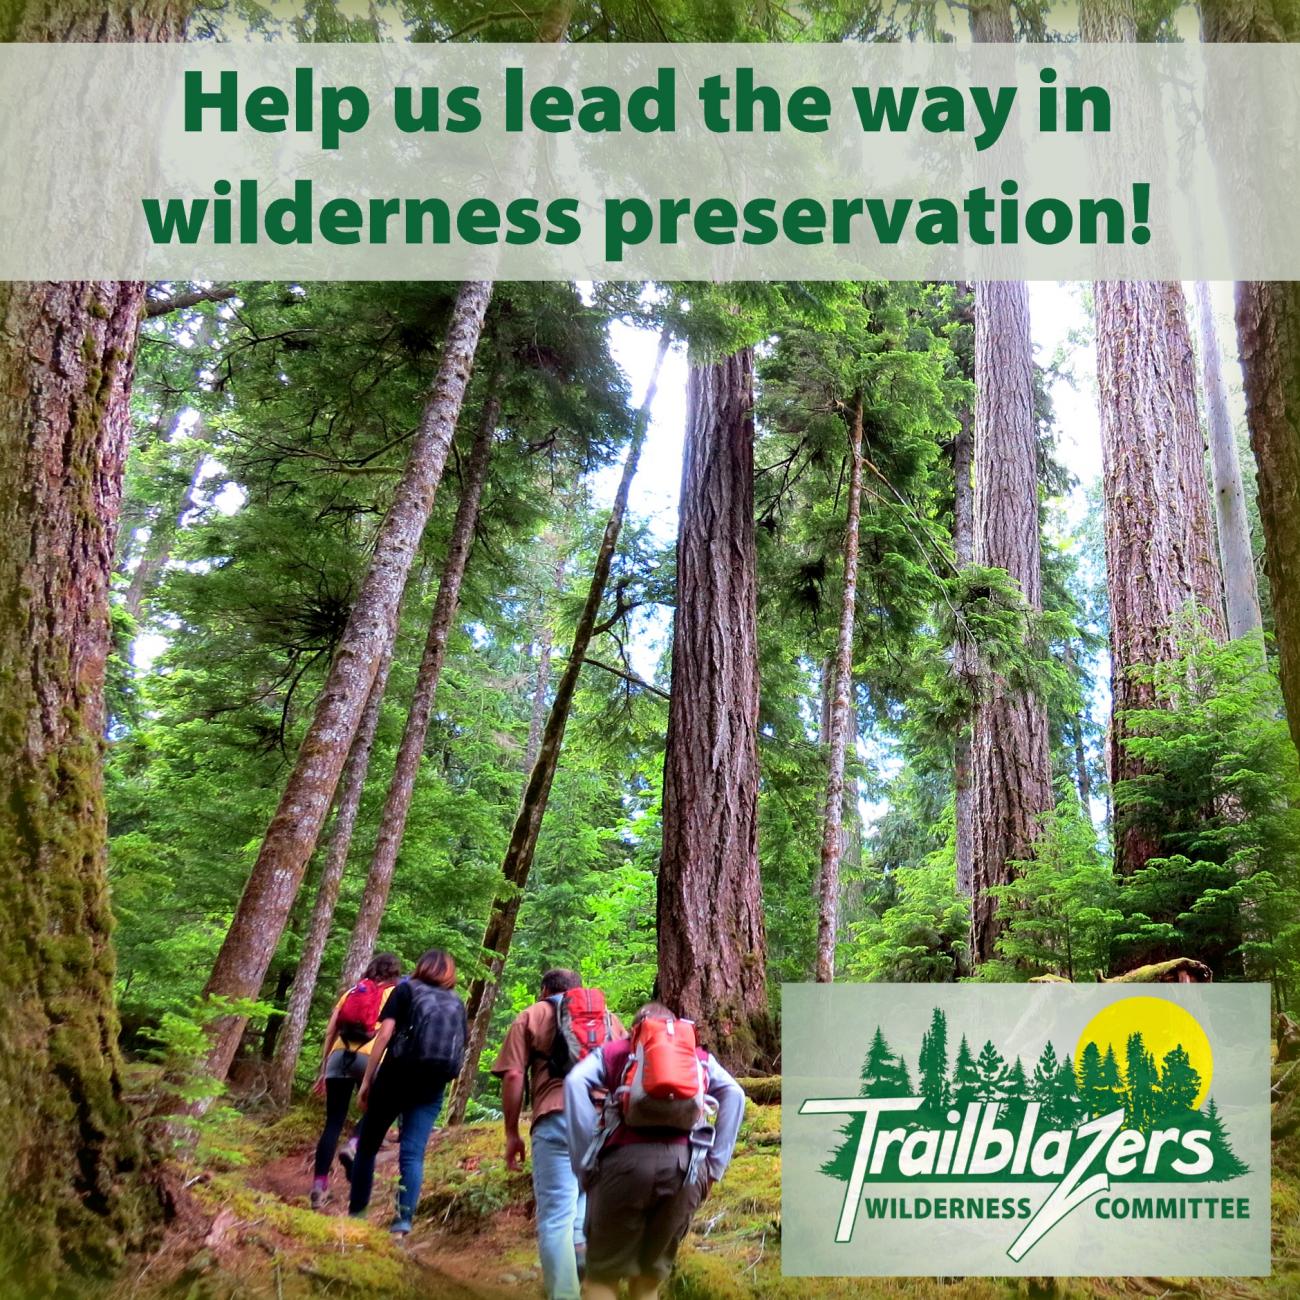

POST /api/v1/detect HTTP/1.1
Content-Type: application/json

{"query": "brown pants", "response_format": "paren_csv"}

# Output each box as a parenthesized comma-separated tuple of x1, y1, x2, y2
(584, 1141, 704, 1283)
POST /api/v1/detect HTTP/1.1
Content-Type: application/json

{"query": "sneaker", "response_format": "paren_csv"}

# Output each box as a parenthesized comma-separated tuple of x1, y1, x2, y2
(310, 1186, 329, 1211)
(338, 1145, 355, 1182)
(389, 1219, 412, 1240)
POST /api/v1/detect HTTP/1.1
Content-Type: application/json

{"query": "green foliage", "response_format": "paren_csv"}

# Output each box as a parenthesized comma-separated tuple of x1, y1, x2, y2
(1113, 627, 1300, 994)
(978, 793, 1119, 981)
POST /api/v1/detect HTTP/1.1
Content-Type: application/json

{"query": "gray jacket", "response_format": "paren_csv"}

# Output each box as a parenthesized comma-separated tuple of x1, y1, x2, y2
(563, 1040, 746, 1185)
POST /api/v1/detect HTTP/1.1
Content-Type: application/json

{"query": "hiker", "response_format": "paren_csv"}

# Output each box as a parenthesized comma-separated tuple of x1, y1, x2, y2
(493, 970, 622, 1300)
(348, 948, 468, 1238)
(564, 1003, 746, 1300)
(309, 952, 402, 1209)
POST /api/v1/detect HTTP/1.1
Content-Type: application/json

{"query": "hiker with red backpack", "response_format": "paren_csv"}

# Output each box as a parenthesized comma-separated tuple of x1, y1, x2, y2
(309, 952, 402, 1209)
(493, 970, 624, 1300)
(563, 1002, 746, 1300)
(348, 948, 468, 1238)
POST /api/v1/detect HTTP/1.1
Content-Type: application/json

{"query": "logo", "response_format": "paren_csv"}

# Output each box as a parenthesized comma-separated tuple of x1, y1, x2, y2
(782, 985, 1269, 1277)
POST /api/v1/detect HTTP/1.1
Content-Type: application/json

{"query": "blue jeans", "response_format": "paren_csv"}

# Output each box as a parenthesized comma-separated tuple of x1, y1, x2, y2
(348, 1075, 445, 1231)
(531, 1111, 585, 1300)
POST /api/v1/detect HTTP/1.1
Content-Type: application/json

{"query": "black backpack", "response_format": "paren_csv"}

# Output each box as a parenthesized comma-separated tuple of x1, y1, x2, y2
(389, 982, 467, 1079)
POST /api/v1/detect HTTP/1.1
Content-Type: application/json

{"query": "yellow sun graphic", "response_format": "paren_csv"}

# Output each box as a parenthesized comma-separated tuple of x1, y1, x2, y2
(1075, 997, 1213, 1109)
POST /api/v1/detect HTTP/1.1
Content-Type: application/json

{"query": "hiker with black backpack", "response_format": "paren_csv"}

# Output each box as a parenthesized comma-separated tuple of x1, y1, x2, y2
(309, 952, 403, 1209)
(563, 1002, 746, 1300)
(492, 969, 623, 1300)
(348, 948, 468, 1238)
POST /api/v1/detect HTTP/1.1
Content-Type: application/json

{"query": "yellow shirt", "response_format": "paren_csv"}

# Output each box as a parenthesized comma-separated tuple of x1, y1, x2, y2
(329, 982, 397, 1058)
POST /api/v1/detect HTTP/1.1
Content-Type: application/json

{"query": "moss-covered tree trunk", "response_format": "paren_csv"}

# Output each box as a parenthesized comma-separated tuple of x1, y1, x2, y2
(656, 347, 771, 1070)
(0, 1, 189, 1284)
(449, 332, 668, 1122)
(814, 392, 863, 983)
(0, 278, 156, 1290)
(340, 387, 499, 989)
(202, 279, 492, 1081)
(265, 631, 397, 1104)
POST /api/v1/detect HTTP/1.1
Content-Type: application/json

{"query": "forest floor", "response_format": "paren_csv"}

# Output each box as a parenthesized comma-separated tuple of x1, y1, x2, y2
(110, 1064, 1300, 1300)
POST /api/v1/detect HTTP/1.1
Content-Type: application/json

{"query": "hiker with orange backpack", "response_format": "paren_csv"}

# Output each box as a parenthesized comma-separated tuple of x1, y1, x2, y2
(563, 1002, 746, 1300)
(309, 952, 402, 1209)
(493, 970, 624, 1300)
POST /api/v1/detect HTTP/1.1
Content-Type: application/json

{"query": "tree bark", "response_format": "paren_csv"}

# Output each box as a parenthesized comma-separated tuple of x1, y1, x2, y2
(340, 387, 499, 989)
(1196, 282, 1264, 642)
(1201, 0, 1300, 757)
(202, 279, 492, 1080)
(1093, 281, 1227, 874)
(951, 282, 976, 900)
(656, 346, 771, 1070)
(1195, 282, 1263, 640)
(449, 332, 669, 1122)
(0, 1, 189, 1283)
(969, 281, 1055, 965)
(265, 633, 396, 1104)
(814, 393, 864, 983)
(444, 552, 561, 1126)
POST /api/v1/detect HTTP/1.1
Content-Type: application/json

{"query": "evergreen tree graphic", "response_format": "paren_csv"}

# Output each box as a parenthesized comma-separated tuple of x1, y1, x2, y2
(1054, 1053, 1084, 1127)
(822, 1025, 913, 1180)
(999, 1056, 1029, 1114)
(974, 1040, 1005, 1102)
(1202, 1099, 1249, 1178)
(1124, 1032, 1161, 1133)
(1158, 1044, 1201, 1117)
(917, 1008, 950, 1117)
(951, 1034, 979, 1109)
(1077, 1040, 1110, 1117)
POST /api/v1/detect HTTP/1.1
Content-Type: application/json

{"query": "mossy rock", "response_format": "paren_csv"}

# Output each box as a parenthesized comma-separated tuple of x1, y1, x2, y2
(736, 1075, 781, 1104)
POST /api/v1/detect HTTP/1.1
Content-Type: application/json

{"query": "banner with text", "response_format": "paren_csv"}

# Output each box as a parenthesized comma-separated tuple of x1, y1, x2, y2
(1, 42, 1298, 280)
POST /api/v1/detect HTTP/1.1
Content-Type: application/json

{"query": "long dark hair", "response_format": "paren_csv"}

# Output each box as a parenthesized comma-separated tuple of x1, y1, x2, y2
(365, 952, 402, 983)
(412, 948, 456, 990)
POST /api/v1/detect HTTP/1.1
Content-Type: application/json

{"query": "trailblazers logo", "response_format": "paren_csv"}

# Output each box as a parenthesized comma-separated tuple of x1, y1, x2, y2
(783, 987, 1270, 1277)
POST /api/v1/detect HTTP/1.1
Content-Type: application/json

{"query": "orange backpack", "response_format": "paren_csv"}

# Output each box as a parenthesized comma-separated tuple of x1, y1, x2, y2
(617, 1016, 710, 1131)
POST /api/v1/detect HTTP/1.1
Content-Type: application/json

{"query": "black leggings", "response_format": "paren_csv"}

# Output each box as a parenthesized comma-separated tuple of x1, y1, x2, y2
(314, 1077, 358, 1177)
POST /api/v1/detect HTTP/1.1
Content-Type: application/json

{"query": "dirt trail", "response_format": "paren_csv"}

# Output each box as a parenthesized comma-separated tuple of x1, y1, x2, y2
(247, 1135, 542, 1299)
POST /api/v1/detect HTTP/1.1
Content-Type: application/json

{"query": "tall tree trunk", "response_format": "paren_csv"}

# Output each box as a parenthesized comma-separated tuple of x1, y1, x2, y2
(202, 279, 492, 1080)
(1063, 642, 1093, 812)
(951, 282, 976, 899)
(969, 281, 1055, 965)
(123, 311, 217, 624)
(265, 633, 396, 1104)
(656, 346, 770, 1070)
(122, 414, 211, 623)
(0, 1, 189, 1282)
(449, 332, 668, 1123)
(1196, 282, 1264, 642)
(1201, 0, 1300, 757)
(340, 388, 499, 988)
(444, 556, 560, 1127)
(1093, 281, 1226, 875)
(0, 0, 189, 1277)
(814, 393, 864, 983)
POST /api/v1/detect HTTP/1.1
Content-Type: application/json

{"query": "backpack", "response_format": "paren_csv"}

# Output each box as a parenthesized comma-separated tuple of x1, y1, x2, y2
(336, 979, 386, 1048)
(615, 1016, 711, 1131)
(546, 987, 614, 1078)
(388, 982, 467, 1079)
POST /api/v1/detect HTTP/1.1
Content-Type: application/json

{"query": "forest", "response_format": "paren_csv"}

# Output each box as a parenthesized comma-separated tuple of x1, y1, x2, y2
(3, 0, 1300, 1297)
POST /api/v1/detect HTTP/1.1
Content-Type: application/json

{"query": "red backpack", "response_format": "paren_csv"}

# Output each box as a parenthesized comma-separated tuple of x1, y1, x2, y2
(615, 1015, 711, 1131)
(546, 987, 614, 1077)
(336, 979, 387, 1048)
